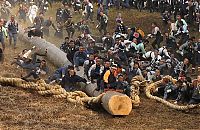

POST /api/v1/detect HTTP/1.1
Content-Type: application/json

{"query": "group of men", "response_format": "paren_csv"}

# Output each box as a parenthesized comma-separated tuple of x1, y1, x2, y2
(0, 0, 199, 105)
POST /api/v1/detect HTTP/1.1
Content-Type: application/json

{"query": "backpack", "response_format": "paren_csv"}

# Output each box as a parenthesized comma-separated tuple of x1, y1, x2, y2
(137, 28, 145, 38)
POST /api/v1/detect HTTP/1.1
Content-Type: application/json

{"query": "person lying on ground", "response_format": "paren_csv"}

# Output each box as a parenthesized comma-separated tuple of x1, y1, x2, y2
(46, 65, 68, 84)
(11, 46, 36, 66)
(21, 59, 48, 81)
(12, 47, 48, 70)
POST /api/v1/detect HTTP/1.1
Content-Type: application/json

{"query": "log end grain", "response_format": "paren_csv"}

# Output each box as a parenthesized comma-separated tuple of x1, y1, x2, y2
(102, 91, 132, 115)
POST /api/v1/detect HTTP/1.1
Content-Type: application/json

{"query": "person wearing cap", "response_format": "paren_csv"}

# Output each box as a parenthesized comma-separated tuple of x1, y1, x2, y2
(0, 19, 7, 51)
(5, 15, 18, 49)
(61, 65, 87, 91)
(73, 46, 87, 71)
(95, 60, 111, 91)
(103, 64, 118, 91)
(28, 2, 38, 23)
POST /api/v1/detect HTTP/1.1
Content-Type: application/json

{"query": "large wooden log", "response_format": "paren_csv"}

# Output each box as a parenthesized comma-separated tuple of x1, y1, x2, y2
(18, 26, 71, 67)
(101, 91, 132, 115)
(84, 83, 101, 97)
(18, 27, 132, 115)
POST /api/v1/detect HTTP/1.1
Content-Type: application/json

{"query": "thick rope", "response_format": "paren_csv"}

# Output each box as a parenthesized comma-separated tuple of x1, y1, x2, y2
(145, 75, 198, 110)
(130, 76, 147, 107)
(0, 77, 104, 105)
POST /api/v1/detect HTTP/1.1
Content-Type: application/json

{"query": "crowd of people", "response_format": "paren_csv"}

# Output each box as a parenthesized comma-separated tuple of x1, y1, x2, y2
(0, 0, 199, 105)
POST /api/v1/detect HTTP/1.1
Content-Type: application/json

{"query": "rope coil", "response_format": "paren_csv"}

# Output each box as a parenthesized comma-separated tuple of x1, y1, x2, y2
(0, 76, 102, 105)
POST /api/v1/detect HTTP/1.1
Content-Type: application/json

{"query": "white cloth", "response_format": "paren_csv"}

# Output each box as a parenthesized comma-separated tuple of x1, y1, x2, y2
(158, 46, 171, 58)
(142, 51, 155, 59)
(28, 5, 38, 23)
(22, 50, 32, 58)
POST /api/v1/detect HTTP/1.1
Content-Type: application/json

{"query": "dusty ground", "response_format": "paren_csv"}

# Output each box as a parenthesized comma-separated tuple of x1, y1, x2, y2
(0, 2, 199, 130)
(0, 87, 199, 130)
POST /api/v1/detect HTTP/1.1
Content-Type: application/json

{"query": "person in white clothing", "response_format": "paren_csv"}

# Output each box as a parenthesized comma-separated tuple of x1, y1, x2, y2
(28, 3, 38, 23)
(158, 46, 171, 59)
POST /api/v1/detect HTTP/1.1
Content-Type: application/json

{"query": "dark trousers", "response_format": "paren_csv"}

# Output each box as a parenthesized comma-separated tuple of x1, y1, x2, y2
(66, 27, 75, 38)
(43, 28, 50, 37)
(99, 23, 107, 35)
(8, 32, 17, 47)
(22, 70, 39, 81)
(0, 37, 5, 50)
(152, 36, 162, 49)
(86, 12, 93, 22)
(19, 14, 26, 23)
(189, 98, 200, 104)
(74, 57, 85, 67)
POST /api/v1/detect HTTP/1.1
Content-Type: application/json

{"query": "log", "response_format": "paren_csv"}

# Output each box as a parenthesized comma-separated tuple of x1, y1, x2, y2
(18, 27, 132, 115)
(18, 26, 71, 67)
(85, 83, 101, 97)
(101, 91, 132, 115)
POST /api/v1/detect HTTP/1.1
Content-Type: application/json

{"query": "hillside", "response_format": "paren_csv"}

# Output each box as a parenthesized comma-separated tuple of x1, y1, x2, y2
(0, 3, 199, 130)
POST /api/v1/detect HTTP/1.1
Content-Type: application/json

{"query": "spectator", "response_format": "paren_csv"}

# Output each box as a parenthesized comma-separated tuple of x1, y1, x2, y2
(5, 15, 18, 49)
(98, 11, 108, 35)
(61, 65, 87, 91)
(73, 46, 87, 71)
(28, 2, 38, 23)
(0, 19, 7, 51)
